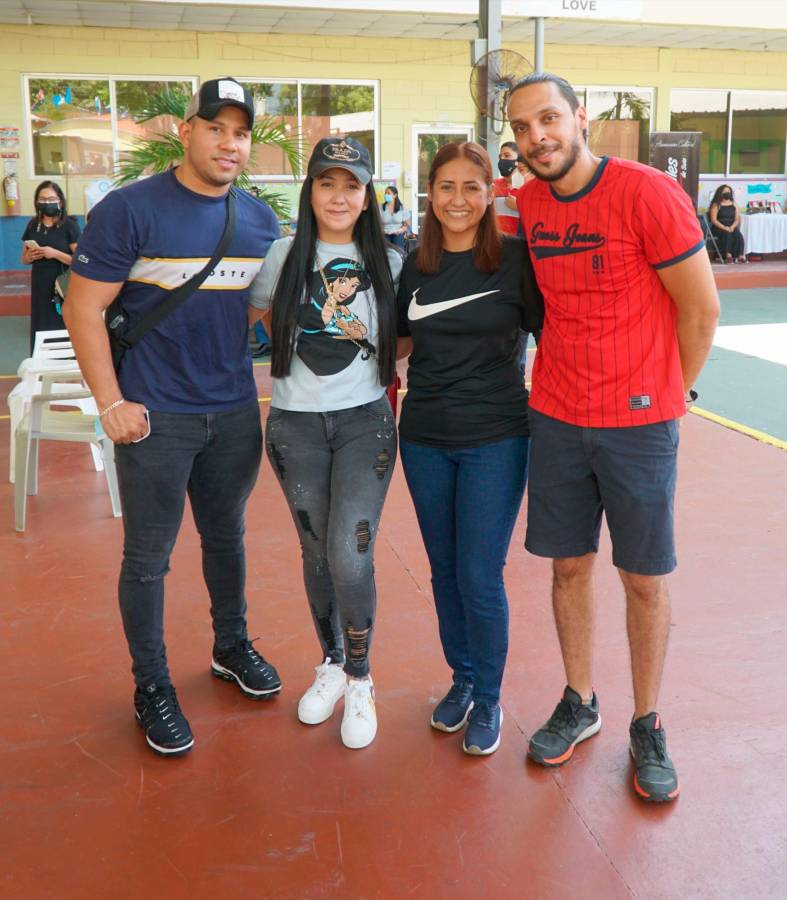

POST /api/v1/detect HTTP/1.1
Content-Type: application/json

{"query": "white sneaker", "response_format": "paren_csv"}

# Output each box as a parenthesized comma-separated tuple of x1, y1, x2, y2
(297, 658, 346, 725)
(340, 676, 377, 749)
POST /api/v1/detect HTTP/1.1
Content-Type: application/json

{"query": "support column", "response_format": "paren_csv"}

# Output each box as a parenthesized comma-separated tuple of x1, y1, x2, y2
(476, 0, 502, 164)
(534, 17, 545, 73)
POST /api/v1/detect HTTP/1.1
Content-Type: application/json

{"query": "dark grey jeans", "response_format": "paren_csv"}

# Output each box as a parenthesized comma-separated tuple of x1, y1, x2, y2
(115, 401, 262, 688)
(265, 395, 397, 678)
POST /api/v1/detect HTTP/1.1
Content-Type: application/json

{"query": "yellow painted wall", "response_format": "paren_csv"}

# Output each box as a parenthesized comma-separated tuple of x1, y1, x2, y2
(1, 24, 787, 215)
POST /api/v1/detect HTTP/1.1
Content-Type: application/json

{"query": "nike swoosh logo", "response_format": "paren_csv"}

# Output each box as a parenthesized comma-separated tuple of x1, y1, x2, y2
(408, 288, 499, 321)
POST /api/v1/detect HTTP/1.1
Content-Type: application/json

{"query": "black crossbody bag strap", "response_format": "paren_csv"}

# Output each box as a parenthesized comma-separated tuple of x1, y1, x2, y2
(118, 188, 236, 351)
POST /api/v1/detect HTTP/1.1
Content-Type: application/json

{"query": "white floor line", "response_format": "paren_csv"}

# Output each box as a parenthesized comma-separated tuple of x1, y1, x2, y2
(712, 323, 787, 367)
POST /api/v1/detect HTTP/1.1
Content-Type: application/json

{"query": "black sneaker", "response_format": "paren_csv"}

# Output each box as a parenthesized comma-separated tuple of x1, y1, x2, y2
(211, 639, 282, 699)
(527, 685, 601, 767)
(431, 680, 474, 732)
(629, 712, 680, 802)
(134, 684, 194, 757)
(462, 702, 503, 755)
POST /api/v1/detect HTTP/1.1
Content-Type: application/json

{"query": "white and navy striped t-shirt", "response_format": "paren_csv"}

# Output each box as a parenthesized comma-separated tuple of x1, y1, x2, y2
(71, 169, 280, 412)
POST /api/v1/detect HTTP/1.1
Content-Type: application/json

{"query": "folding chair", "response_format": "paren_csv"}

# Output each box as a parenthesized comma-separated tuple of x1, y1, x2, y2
(698, 213, 726, 265)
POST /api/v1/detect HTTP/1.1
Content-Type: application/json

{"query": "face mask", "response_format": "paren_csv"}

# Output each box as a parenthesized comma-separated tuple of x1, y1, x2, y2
(511, 170, 525, 189)
(721, 192, 732, 200)
(384, 194, 393, 203)
(37, 201, 60, 217)
(498, 159, 516, 177)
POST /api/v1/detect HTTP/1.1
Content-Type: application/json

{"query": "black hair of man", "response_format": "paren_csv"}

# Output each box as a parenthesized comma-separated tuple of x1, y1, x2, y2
(508, 72, 580, 111)
(508, 72, 587, 142)
(500, 141, 518, 154)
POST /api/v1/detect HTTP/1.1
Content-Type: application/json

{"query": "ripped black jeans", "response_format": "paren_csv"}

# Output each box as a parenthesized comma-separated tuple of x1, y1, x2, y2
(265, 395, 397, 678)
(115, 401, 262, 688)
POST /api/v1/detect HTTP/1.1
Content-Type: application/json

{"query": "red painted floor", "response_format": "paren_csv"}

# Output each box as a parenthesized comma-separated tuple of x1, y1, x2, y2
(1, 365, 786, 899)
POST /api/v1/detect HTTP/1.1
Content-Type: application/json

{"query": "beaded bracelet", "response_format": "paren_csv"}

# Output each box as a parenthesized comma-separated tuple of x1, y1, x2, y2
(99, 398, 125, 418)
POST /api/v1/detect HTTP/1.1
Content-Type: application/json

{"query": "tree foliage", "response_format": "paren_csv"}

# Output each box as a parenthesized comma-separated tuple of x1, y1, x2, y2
(112, 86, 303, 219)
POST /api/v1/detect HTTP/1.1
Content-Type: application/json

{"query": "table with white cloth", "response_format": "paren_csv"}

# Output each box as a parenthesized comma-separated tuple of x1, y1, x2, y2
(739, 214, 787, 254)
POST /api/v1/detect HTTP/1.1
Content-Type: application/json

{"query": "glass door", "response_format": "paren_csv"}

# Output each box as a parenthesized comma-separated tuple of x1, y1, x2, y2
(411, 125, 474, 234)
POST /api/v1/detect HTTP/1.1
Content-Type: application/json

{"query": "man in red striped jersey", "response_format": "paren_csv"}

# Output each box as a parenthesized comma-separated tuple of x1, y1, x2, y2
(508, 73, 719, 802)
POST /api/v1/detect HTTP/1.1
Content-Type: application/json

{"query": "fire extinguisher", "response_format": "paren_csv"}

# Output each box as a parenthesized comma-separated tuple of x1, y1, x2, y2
(3, 173, 19, 210)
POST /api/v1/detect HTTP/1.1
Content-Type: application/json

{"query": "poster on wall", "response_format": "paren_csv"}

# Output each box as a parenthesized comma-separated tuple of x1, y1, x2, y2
(649, 132, 701, 210)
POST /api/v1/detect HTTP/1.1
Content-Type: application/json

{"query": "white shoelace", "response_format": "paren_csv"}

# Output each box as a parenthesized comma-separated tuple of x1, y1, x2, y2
(311, 661, 343, 698)
(346, 680, 373, 719)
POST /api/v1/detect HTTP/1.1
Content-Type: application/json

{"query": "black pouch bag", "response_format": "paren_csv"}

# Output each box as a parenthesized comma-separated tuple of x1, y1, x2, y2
(105, 188, 236, 371)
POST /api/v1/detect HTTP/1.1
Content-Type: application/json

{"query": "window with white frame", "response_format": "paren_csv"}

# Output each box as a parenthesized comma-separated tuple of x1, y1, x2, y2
(242, 79, 378, 178)
(670, 90, 787, 176)
(26, 75, 196, 177)
(574, 86, 653, 165)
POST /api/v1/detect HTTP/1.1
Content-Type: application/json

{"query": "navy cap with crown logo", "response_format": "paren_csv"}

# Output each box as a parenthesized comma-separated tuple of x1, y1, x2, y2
(185, 77, 255, 130)
(308, 136, 373, 185)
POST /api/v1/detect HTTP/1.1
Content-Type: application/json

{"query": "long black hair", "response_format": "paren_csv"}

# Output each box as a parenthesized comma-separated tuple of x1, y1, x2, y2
(29, 180, 67, 231)
(710, 184, 734, 207)
(270, 169, 397, 387)
(382, 184, 402, 214)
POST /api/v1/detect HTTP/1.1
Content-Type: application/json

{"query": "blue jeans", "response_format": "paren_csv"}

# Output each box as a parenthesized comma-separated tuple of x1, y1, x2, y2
(400, 436, 529, 704)
(265, 396, 397, 678)
(115, 401, 262, 688)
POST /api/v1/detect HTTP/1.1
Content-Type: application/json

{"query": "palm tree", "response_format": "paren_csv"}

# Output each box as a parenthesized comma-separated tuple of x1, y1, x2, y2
(113, 85, 303, 219)
(595, 91, 650, 122)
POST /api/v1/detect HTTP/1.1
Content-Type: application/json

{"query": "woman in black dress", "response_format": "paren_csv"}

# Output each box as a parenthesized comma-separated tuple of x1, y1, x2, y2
(20, 181, 81, 352)
(708, 184, 746, 263)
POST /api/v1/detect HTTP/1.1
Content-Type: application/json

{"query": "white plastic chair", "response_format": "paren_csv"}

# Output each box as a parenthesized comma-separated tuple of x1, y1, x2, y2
(8, 329, 102, 482)
(14, 381, 122, 532)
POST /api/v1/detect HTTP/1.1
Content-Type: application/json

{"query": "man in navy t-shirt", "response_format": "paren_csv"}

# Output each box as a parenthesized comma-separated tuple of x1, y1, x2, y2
(65, 78, 282, 758)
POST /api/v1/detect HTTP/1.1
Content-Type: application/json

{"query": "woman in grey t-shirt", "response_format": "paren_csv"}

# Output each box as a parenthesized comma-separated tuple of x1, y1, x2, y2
(249, 136, 401, 750)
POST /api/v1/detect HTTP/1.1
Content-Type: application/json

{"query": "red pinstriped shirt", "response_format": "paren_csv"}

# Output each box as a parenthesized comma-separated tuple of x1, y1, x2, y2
(517, 157, 704, 427)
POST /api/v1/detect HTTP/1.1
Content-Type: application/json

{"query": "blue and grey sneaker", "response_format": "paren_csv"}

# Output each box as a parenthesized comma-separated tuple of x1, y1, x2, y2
(431, 680, 474, 732)
(462, 702, 503, 755)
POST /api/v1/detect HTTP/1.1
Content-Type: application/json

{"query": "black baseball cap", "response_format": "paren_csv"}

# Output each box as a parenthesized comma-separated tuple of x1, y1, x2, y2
(185, 77, 255, 130)
(307, 136, 373, 185)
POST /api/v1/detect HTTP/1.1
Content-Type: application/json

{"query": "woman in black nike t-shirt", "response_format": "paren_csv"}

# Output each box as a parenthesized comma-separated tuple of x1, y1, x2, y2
(397, 141, 542, 756)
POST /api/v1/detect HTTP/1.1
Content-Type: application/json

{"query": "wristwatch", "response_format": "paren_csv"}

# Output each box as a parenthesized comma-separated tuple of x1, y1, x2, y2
(685, 389, 698, 409)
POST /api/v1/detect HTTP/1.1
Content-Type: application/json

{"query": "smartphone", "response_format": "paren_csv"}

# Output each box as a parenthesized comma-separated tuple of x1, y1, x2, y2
(24, 240, 40, 249)
(132, 410, 151, 443)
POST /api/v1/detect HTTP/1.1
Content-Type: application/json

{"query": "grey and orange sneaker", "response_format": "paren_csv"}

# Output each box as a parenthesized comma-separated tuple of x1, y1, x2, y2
(629, 712, 680, 802)
(527, 686, 601, 766)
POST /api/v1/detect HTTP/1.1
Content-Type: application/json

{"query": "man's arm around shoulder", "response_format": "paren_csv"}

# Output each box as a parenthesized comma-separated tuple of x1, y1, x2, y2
(62, 273, 149, 444)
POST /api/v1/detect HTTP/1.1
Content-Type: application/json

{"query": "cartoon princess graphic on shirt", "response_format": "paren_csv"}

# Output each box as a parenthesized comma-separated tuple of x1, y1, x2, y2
(296, 257, 377, 376)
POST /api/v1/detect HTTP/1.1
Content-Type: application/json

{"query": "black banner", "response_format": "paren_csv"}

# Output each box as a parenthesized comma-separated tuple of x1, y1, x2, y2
(649, 132, 702, 210)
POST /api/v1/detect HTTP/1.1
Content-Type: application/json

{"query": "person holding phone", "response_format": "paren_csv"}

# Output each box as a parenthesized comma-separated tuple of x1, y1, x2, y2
(20, 181, 80, 352)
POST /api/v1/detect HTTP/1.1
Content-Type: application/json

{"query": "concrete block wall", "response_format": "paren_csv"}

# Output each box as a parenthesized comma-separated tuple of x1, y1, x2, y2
(1, 23, 786, 221)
